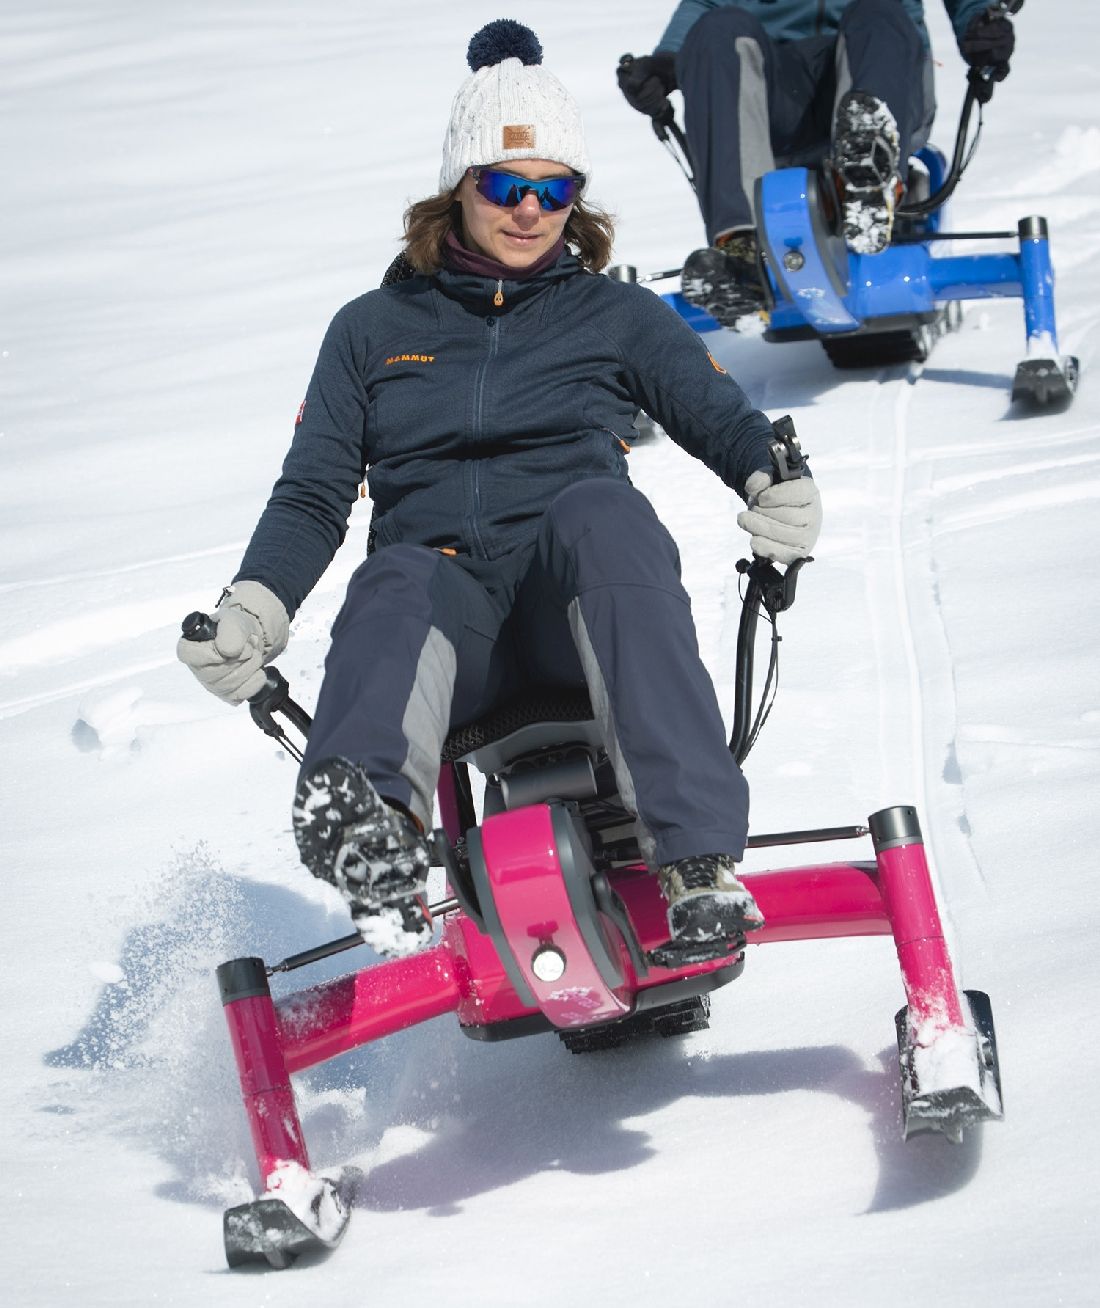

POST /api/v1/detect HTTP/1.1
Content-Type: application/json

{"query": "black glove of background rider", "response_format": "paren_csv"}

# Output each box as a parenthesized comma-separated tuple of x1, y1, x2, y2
(617, 52, 677, 119)
(958, 10, 1015, 81)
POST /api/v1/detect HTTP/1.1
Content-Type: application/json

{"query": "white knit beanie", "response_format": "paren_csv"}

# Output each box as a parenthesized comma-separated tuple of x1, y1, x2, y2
(439, 20, 590, 194)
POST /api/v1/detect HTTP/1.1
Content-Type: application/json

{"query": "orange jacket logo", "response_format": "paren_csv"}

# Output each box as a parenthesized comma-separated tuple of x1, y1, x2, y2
(706, 350, 727, 375)
(385, 353, 436, 366)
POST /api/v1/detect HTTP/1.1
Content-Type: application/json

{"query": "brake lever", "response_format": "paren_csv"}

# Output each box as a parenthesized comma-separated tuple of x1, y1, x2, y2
(737, 555, 810, 615)
(768, 414, 805, 481)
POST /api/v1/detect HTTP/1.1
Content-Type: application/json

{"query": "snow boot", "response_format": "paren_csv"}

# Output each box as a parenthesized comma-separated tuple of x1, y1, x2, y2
(658, 853, 764, 943)
(681, 231, 766, 328)
(293, 758, 432, 957)
(832, 91, 902, 255)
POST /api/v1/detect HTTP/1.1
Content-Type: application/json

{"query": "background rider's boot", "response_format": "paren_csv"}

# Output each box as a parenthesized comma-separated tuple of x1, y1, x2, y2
(832, 90, 902, 255)
(681, 230, 766, 327)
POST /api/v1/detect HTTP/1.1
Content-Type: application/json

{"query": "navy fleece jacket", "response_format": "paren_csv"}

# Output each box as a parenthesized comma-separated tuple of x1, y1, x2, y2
(234, 251, 778, 617)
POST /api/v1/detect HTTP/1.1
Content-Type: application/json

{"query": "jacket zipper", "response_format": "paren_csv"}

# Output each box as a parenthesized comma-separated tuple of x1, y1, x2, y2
(493, 278, 504, 308)
(599, 426, 633, 454)
(468, 314, 499, 558)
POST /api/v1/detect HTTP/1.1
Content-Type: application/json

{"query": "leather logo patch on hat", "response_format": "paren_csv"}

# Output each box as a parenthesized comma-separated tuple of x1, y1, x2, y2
(503, 124, 535, 149)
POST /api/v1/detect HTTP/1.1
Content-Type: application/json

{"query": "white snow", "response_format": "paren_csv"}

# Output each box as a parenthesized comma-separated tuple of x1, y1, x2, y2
(351, 903, 432, 959)
(4, 1, 1099, 1305)
(909, 1022, 984, 1103)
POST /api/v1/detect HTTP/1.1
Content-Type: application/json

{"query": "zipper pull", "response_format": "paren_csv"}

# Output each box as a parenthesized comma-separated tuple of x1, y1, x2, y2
(493, 279, 504, 308)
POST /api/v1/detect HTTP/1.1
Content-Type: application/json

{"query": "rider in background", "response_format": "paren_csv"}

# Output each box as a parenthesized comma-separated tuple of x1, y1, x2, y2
(617, 0, 1016, 326)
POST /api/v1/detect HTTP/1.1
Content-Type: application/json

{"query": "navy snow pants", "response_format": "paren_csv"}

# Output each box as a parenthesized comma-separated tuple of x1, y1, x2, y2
(678, 0, 935, 242)
(301, 479, 750, 866)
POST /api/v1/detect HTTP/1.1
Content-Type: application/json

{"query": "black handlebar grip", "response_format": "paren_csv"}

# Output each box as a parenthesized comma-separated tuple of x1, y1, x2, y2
(181, 611, 217, 642)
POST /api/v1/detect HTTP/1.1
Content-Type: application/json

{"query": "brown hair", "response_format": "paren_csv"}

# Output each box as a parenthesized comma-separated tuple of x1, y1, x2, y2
(401, 188, 616, 275)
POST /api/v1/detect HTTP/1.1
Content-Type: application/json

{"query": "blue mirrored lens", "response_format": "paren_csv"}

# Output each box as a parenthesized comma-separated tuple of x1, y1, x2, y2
(472, 168, 583, 211)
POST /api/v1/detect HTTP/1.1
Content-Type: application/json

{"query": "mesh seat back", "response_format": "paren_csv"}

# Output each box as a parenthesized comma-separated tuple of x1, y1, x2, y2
(441, 687, 597, 770)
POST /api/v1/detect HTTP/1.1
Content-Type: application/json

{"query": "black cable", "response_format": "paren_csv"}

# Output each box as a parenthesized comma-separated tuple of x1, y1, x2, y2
(744, 611, 781, 758)
(897, 81, 986, 219)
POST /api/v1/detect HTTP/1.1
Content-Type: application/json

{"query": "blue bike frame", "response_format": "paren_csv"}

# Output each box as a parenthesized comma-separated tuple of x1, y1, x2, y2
(659, 147, 1075, 403)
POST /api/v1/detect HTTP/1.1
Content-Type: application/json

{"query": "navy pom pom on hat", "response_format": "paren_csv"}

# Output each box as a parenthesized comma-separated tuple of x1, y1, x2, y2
(439, 19, 589, 192)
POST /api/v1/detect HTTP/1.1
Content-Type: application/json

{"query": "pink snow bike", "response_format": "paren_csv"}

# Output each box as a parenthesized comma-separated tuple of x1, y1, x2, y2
(195, 429, 1002, 1270)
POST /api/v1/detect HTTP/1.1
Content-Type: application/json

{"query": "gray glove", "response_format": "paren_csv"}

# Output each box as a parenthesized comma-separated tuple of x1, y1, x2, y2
(736, 471, 822, 565)
(176, 580, 290, 705)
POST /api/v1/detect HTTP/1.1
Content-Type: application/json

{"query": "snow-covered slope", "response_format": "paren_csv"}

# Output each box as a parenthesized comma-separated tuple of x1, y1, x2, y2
(3, 2, 1098, 1304)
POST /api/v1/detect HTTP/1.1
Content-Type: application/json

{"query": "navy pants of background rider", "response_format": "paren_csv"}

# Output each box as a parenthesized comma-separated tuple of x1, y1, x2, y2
(679, 0, 934, 243)
(301, 479, 749, 868)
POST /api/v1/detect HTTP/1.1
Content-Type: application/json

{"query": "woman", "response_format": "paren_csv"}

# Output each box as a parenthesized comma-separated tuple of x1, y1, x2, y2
(177, 20, 822, 958)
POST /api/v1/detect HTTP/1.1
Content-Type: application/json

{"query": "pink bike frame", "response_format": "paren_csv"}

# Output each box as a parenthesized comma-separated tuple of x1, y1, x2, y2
(218, 802, 966, 1190)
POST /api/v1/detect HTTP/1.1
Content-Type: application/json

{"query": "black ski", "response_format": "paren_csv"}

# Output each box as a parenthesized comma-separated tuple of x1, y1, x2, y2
(224, 1177, 350, 1270)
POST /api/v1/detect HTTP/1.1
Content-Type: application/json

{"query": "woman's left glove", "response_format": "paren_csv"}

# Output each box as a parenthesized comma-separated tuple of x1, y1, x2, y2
(736, 471, 822, 565)
(176, 580, 290, 705)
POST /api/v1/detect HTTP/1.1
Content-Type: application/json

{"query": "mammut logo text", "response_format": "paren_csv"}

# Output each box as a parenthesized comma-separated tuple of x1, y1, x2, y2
(385, 353, 436, 366)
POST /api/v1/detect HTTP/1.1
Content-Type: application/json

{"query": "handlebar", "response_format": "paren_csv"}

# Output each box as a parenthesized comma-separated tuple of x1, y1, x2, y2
(727, 415, 812, 764)
(180, 611, 313, 753)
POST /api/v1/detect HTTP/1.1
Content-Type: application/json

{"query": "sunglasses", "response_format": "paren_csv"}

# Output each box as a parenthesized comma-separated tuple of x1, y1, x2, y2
(469, 166, 585, 212)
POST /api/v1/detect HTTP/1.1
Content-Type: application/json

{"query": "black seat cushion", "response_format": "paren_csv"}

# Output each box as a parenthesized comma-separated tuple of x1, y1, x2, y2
(441, 687, 594, 764)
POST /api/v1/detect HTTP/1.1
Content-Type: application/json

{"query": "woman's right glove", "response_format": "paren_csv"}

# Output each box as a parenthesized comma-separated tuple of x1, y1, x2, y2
(959, 10, 1015, 82)
(616, 52, 677, 119)
(736, 471, 822, 565)
(176, 580, 290, 705)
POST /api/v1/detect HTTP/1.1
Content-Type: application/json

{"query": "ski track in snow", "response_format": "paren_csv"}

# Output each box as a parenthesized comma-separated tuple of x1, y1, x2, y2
(932, 478, 1100, 535)
(0, 656, 176, 721)
(0, 522, 370, 721)
(858, 360, 987, 905)
(0, 542, 247, 595)
(930, 448, 1100, 493)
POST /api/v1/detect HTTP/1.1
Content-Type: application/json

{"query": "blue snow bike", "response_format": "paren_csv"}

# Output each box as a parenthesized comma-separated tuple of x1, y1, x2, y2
(615, 5, 1078, 407)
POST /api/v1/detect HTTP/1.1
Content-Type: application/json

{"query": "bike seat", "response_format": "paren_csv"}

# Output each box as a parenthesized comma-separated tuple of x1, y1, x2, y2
(441, 686, 600, 775)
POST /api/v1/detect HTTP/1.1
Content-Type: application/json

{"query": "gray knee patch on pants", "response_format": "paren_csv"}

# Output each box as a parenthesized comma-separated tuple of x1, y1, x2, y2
(736, 36, 775, 227)
(567, 597, 658, 865)
(400, 625, 458, 830)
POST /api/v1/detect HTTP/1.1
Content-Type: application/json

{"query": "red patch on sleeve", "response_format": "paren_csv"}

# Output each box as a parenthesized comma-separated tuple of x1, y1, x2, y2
(295, 399, 306, 425)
